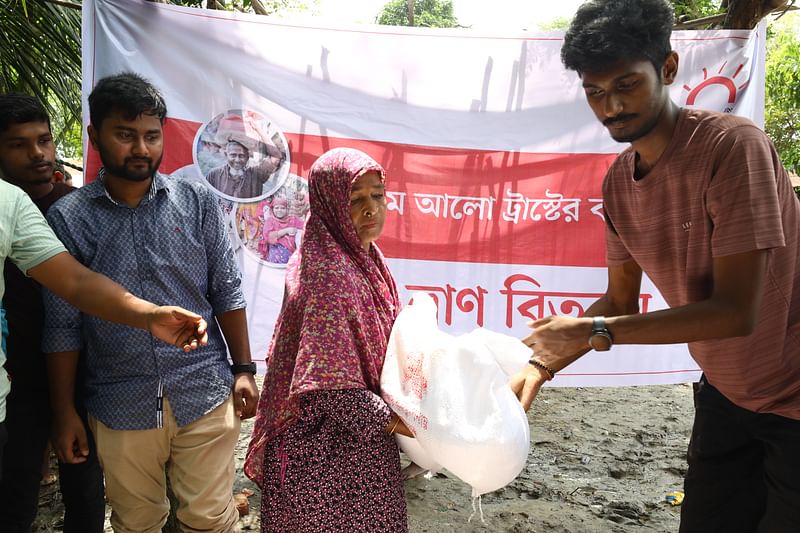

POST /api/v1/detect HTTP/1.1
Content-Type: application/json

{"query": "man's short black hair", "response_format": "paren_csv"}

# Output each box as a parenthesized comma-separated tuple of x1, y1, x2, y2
(0, 93, 51, 135)
(88, 71, 167, 130)
(561, 0, 675, 75)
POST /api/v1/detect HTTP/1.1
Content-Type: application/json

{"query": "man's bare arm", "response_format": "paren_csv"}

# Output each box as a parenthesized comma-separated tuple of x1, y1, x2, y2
(512, 258, 644, 410)
(47, 350, 88, 464)
(528, 249, 768, 370)
(216, 308, 258, 419)
(29, 252, 208, 349)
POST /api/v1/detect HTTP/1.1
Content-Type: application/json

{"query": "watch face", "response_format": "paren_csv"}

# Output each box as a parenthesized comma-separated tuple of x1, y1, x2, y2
(589, 333, 612, 351)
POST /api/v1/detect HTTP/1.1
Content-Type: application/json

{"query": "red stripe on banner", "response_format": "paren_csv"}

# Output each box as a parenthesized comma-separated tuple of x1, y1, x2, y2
(86, 117, 617, 267)
(286, 135, 616, 267)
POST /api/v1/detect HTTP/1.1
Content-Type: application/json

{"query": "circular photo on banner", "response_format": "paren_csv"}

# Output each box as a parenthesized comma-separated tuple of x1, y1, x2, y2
(193, 109, 290, 203)
(234, 174, 310, 267)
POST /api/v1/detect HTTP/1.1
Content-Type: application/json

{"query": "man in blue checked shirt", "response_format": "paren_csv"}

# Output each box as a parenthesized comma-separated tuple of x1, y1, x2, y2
(43, 72, 259, 533)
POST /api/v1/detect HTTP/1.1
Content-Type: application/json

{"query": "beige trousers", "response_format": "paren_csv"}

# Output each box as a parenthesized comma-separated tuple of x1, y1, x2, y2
(89, 395, 241, 533)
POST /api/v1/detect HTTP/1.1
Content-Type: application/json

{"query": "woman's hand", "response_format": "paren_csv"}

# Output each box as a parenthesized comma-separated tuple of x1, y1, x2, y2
(510, 363, 548, 412)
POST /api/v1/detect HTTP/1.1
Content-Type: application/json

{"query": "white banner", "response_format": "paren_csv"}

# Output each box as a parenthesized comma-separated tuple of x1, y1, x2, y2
(83, 0, 767, 386)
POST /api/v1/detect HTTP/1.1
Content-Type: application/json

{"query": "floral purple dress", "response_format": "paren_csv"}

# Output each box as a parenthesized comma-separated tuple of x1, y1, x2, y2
(259, 390, 406, 531)
(245, 148, 407, 532)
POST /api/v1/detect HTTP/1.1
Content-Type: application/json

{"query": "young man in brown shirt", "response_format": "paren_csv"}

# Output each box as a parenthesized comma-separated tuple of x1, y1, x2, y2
(512, 1, 800, 531)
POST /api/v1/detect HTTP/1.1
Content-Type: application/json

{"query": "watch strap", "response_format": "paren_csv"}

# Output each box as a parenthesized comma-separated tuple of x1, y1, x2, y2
(231, 362, 257, 375)
(591, 316, 607, 335)
(589, 316, 613, 350)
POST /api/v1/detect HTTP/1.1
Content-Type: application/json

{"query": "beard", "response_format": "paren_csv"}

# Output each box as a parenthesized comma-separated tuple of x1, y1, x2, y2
(97, 143, 162, 182)
(604, 109, 662, 144)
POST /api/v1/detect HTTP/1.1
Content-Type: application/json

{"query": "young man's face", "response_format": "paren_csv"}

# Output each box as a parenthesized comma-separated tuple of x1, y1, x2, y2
(89, 110, 163, 182)
(0, 121, 56, 186)
(581, 55, 676, 144)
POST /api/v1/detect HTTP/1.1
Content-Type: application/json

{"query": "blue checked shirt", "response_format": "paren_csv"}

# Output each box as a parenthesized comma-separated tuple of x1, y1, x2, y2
(42, 172, 246, 430)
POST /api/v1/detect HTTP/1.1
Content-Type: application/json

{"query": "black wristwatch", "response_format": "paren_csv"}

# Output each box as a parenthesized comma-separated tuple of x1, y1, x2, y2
(231, 362, 257, 375)
(588, 316, 613, 351)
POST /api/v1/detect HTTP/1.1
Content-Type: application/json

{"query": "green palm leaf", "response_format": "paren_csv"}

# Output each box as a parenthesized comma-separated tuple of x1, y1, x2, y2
(0, 0, 82, 154)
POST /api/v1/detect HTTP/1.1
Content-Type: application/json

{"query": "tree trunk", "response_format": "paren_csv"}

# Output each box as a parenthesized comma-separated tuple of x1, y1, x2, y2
(407, 0, 414, 26)
(723, 0, 790, 28)
(251, 0, 270, 16)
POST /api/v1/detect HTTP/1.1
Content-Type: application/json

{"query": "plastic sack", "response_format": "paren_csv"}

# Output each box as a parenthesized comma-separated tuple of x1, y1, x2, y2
(380, 292, 531, 496)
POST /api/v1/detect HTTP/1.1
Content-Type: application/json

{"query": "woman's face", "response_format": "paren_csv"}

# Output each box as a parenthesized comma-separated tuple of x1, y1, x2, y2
(272, 203, 287, 219)
(349, 171, 386, 251)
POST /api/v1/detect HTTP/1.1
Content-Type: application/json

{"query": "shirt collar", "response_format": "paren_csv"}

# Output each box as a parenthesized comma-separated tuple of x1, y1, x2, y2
(91, 168, 169, 205)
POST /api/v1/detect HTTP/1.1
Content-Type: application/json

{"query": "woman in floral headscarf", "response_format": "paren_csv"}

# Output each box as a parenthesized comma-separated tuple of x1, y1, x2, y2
(245, 148, 411, 532)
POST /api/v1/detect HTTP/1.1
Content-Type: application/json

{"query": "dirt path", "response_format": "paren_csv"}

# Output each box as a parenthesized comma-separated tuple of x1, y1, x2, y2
(33, 382, 694, 532)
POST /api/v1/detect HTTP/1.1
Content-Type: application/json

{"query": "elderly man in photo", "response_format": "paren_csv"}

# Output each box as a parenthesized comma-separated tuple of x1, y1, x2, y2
(205, 128, 283, 199)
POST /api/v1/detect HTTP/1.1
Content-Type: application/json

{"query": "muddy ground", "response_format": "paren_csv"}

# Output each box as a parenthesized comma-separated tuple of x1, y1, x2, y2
(33, 382, 694, 532)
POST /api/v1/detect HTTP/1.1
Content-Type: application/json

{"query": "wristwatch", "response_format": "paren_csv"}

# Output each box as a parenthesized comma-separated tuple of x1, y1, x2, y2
(231, 362, 257, 375)
(588, 316, 613, 351)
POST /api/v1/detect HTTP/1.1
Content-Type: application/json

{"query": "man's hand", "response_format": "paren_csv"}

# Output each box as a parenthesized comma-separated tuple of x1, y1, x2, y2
(233, 373, 259, 419)
(510, 364, 549, 411)
(522, 315, 593, 370)
(52, 407, 89, 464)
(147, 306, 209, 351)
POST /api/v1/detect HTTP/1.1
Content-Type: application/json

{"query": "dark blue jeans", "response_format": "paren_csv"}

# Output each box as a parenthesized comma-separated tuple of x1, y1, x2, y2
(680, 376, 800, 533)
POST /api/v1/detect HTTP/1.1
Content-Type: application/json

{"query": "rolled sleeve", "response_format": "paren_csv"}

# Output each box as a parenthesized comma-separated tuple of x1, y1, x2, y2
(42, 287, 84, 353)
(42, 204, 85, 353)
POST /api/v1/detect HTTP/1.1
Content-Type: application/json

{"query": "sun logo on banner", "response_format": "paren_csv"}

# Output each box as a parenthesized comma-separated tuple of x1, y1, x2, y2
(682, 61, 750, 113)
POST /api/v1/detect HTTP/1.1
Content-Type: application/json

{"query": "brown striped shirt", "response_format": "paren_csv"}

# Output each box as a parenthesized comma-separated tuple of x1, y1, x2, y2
(604, 108, 800, 420)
